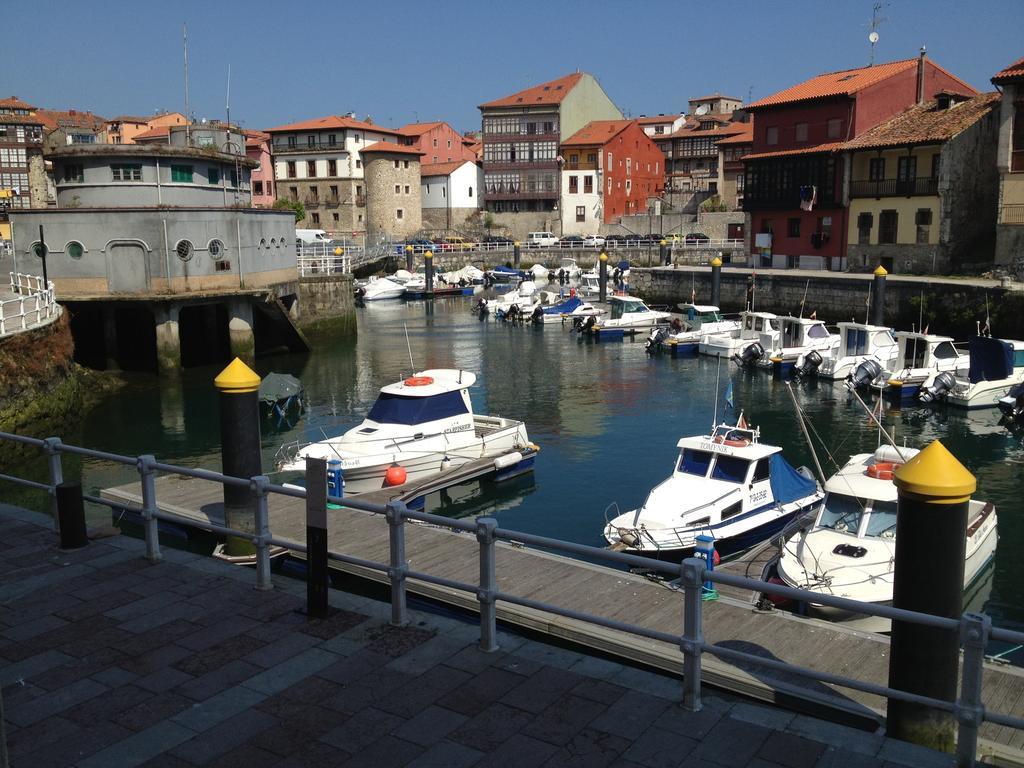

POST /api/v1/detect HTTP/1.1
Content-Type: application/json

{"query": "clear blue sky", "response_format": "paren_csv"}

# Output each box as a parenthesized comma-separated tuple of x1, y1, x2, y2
(4, 0, 1021, 134)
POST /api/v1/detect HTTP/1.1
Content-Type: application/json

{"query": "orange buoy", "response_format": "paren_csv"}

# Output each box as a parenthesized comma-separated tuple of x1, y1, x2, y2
(404, 376, 434, 387)
(866, 462, 900, 481)
(384, 464, 407, 487)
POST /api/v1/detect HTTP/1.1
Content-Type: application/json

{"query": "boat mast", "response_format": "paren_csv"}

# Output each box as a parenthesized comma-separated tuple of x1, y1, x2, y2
(799, 280, 809, 319)
(403, 323, 416, 377)
(784, 382, 826, 483)
(712, 356, 721, 430)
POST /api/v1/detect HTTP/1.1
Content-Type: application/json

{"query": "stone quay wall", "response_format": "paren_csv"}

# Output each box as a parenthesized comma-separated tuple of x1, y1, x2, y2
(296, 274, 356, 339)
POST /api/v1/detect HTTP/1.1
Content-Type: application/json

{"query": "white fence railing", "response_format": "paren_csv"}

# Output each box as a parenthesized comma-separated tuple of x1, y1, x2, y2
(1, 272, 61, 338)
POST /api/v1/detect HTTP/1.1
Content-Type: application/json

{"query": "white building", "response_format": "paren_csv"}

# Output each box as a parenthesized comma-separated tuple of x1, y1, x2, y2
(560, 167, 602, 237)
(636, 114, 686, 138)
(420, 160, 483, 231)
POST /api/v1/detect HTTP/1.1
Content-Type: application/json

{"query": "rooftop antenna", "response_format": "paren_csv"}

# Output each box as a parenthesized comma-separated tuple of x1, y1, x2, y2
(225, 63, 231, 128)
(183, 23, 190, 143)
(747, 85, 753, 104)
(868, 2, 887, 66)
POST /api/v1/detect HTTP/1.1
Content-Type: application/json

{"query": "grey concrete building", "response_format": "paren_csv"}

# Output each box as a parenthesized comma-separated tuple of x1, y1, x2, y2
(362, 143, 423, 238)
(6, 132, 303, 374)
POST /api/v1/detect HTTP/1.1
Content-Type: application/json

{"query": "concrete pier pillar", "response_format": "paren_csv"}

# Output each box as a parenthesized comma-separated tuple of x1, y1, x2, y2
(153, 304, 181, 373)
(872, 265, 887, 326)
(887, 440, 974, 753)
(102, 305, 119, 371)
(228, 300, 256, 365)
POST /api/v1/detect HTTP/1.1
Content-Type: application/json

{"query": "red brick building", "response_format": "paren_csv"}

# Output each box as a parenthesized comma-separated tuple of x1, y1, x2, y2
(397, 121, 477, 165)
(743, 52, 975, 268)
(560, 119, 664, 233)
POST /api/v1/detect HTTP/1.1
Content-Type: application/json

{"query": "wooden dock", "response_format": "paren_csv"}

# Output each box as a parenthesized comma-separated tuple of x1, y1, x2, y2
(100, 474, 1024, 758)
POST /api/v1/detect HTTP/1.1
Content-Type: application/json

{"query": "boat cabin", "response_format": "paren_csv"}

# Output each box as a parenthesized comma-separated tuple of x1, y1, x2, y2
(836, 322, 896, 358)
(777, 317, 833, 350)
(678, 304, 724, 329)
(966, 337, 1024, 384)
(362, 370, 477, 429)
(608, 296, 655, 320)
(893, 332, 960, 370)
(739, 312, 778, 338)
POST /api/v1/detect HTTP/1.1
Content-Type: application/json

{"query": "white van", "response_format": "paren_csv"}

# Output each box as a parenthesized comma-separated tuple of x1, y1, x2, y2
(527, 231, 558, 248)
(295, 229, 329, 245)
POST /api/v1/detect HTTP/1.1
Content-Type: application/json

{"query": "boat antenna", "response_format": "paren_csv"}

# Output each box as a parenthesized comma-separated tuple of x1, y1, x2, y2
(784, 382, 826, 483)
(847, 385, 901, 453)
(864, 280, 872, 325)
(712, 355, 721, 431)
(799, 279, 809, 318)
(918, 290, 925, 335)
(403, 323, 416, 375)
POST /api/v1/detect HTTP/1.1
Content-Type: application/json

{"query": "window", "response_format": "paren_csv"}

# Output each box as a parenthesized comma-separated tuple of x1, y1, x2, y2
(175, 239, 194, 261)
(254, 180, 263, 195)
(354, 134, 361, 142)
(328, 159, 337, 176)
(287, 136, 297, 148)
(607, 151, 612, 168)
(587, 153, 596, 163)
(752, 458, 771, 483)
(65, 241, 84, 259)
(576, 206, 585, 222)
(795, 122, 808, 142)
(356, 159, 361, 169)
(404, 160, 409, 169)
(432, 138, 438, 147)
(229, 168, 237, 188)
(308, 185, 318, 201)
(468, 186, 473, 197)
(368, 391, 468, 425)
(584, 175, 593, 193)
(396, 208, 404, 220)
(827, 118, 843, 139)
(329, 184, 338, 199)
(447, 139, 451, 149)
(332, 212, 339, 224)
(404, 185, 410, 194)
(916, 208, 933, 244)
(857, 212, 873, 245)
(307, 135, 315, 147)
(819, 493, 863, 533)
(306, 160, 316, 178)
(289, 186, 298, 199)
(286, 161, 296, 178)
(214, 259, 232, 272)
(63, 163, 83, 182)
(897, 155, 917, 182)
(931, 153, 940, 180)
(879, 210, 898, 244)
(394, 160, 400, 169)
(311, 212, 320, 224)
(328, 134, 336, 146)
(787, 217, 801, 238)
(654, 125, 664, 134)
(712, 455, 749, 483)
(568, 175, 578, 193)
(208, 239, 224, 257)
(765, 126, 778, 145)
(869, 158, 885, 181)
(111, 164, 142, 181)
(678, 449, 712, 476)
(208, 167, 220, 185)
(395, 184, 401, 194)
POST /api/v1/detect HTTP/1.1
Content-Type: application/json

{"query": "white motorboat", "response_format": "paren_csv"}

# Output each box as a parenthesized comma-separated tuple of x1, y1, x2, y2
(700, 311, 779, 358)
(357, 276, 406, 302)
(774, 443, 998, 632)
(858, 331, 967, 402)
(529, 294, 605, 324)
(590, 295, 671, 334)
(476, 288, 540, 317)
(918, 336, 1024, 409)
(817, 322, 899, 381)
(579, 271, 601, 296)
(656, 304, 741, 355)
(442, 265, 485, 285)
(517, 280, 538, 298)
(487, 266, 527, 283)
(604, 421, 823, 558)
(735, 316, 838, 377)
(527, 264, 550, 280)
(277, 370, 534, 494)
(557, 258, 582, 280)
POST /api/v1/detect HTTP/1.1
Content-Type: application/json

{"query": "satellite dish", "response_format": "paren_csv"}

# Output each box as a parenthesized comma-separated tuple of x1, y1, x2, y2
(869, 31, 879, 43)
(695, 104, 710, 116)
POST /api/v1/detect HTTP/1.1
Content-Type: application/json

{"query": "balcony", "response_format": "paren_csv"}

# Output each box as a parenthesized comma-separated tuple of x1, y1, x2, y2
(355, 194, 366, 207)
(273, 141, 344, 154)
(483, 190, 557, 201)
(1012, 150, 1024, 173)
(303, 196, 320, 207)
(1001, 204, 1024, 225)
(482, 131, 558, 143)
(482, 160, 559, 172)
(850, 177, 938, 198)
(324, 196, 340, 208)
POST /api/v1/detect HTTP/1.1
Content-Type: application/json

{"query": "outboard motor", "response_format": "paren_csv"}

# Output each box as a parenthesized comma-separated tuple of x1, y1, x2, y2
(645, 326, 669, 354)
(848, 358, 883, 390)
(733, 341, 764, 369)
(998, 383, 1024, 421)
(530, 304, 545, 325)
(918, 371, 956, 404)
(505, 303, 521, 324)
(794, 350, 823, 379)
(578, 315, 597, 335)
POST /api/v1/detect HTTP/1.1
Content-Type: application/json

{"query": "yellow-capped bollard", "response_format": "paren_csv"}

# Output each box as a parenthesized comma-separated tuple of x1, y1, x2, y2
(425, 250, 434, 295)
(214, 358, 262, 557)
(886, 440, 976, 753)
(659, 239, 669, 266)
(599, 251, 608, 303)
(513, 240, 521, 269)
(872, 264, 887, 326)
(710, 255, 723, 307)
(405, 243, 414, 272)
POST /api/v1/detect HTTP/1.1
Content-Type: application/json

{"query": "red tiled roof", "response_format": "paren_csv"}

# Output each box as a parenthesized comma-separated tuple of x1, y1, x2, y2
(746, 58, 976, 110)
(0, 96, 37, 111)
(742, 142, 845, 160)
(561, 119, 634, 146)
(669, 121, 746, 140)
(35, 109, 107, 132)
(264, 115, 402, 136)
(479, 73, 584, 109)
(636, 114, 682, 124)
(690, 93, 742, 103)
(106, 115, 150, 124)
(360, 141, 424, 155)
(398, 121, 445, 136)
(841, 92, 1000, 151)
(992, 55, 1024, 84)
(132, 126, 170, 141)
(422, 160, 474, 176)
(716, 122, 754, 145)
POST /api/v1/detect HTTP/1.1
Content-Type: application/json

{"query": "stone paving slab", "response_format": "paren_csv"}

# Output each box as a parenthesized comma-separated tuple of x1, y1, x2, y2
(0, 505, 959, 767)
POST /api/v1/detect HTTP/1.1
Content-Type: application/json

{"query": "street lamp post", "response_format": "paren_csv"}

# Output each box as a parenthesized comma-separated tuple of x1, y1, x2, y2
(38, 224, 48, 288)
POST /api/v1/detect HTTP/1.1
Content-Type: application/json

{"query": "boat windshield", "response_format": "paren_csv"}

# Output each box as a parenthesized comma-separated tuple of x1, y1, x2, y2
(366, 391, 468, 425)
(610, 300, 647, 320)
(678, 449, 713, 477)
(807, 324, 830, 339)
(817, 493, 865, 534)
(711, 455, 749, 483)
(864, 499, 898, 538)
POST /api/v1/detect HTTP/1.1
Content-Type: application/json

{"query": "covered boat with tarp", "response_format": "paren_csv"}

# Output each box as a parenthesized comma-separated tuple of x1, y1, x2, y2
(259, 373, 305, 426)
(919, 336, 1024, 408)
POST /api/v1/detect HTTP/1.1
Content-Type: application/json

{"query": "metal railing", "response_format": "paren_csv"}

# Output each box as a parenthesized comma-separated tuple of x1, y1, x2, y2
(0, 430, 1021, 766)
(1, 272, 61, 338)
(850, 177, 939, 198)
(1001, 204, 1024, 225)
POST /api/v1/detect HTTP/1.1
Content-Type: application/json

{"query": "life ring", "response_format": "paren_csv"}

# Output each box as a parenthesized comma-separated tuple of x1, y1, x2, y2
(866, 462, 900, 481)
(713, 435, 750, 448)
(404, 376, 434, 387)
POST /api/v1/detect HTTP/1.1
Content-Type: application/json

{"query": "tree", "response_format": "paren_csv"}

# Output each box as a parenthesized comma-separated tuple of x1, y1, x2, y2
(273, 198, 306, 222)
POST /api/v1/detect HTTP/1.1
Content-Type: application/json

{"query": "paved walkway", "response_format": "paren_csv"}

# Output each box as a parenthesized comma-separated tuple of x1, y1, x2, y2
(0, 504, 956, 768)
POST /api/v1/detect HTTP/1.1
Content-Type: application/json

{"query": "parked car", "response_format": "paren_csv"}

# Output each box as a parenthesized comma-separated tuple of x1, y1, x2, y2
(404, 238, 436, 252)
(440, 236, 475, 251)
(482, 235, 514, 245)
(558, 235, 586, 248)
(684, 232, 711, 245)
(604, 234, 628, 245)
(527, 231, 559, 248)
(584, 234, 606, 247)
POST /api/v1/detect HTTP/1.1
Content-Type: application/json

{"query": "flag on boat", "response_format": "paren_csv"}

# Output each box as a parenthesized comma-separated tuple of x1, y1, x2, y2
(809, 310, 817, 319)
(737, 412, 748, 429)
(923, 324, 929, 334)
(724, 380, 734, 410)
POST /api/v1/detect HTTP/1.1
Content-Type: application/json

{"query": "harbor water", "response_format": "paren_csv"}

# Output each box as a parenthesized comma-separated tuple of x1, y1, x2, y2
(5, 294, 1024, 657)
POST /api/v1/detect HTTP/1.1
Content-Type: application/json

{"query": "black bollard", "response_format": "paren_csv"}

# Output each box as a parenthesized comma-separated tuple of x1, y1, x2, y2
(405, 244, 414, 273)
(305, 457, 329, 618)
(887, 441, 975, 753)
(513, 241, 521, 269)
(659, 239, 668, 266)
(425, 250, 434, 295)
(56, 481, 88, 549)
(710, 256, 722, 307)
(598, 252, 608, 303)
(215, 358, 262, 557)
(872, 265, 887, 326)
